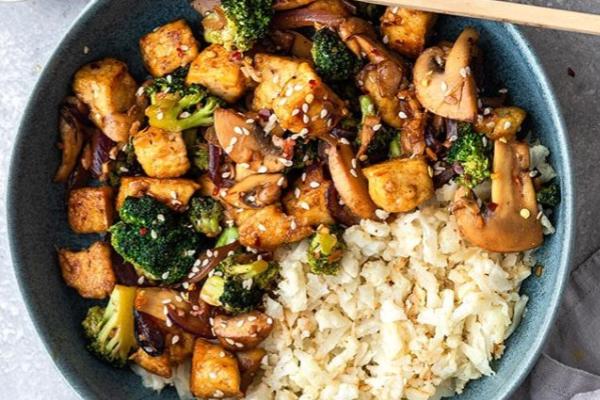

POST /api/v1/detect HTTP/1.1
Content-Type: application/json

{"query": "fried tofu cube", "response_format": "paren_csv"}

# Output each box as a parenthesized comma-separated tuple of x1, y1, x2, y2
(116, 177, 200, 210)
(139, 19, 199, 77)
(283, 166, 334, 227)
(58, 241, 115, 299)
(130, 349, 172, 378)
(381, 8, 437, 59)
(191, 339, 242, 399)
(167, 331, 195, 364)
(133, 127, 190, 178)
(253, 54, 348, 137)
(186, 44, 251, 104)
(73, 58, 140, 142)
(238, 205, 313, 249)
(475, 107, 527, 140)
(68, 187, 114, 233)
(363, 158, 434, 212)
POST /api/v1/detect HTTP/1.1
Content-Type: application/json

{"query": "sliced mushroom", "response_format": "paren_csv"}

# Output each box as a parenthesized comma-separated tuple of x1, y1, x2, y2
(272, 0, 351, 29)
(224, 173, 286, 209)
(338, 18, 377, 56)
(413, 28, 479, 122)
(273, 0, 317, 10)
(453, 140, 543, 252)
(326, 138, 377, 220)
(213, 109, 285, 173)
(54, 103, 85, 182)
(213, 311, 274, 351)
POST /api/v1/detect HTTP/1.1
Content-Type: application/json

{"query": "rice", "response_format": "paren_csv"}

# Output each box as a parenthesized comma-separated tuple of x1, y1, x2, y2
(247, 183, 533, 400)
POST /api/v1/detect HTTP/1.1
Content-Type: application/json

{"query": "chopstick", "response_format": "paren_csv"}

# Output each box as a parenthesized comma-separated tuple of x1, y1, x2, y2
(361, 0, 600, 36)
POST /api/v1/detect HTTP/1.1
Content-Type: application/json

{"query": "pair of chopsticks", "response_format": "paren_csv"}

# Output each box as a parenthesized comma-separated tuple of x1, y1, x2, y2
(362, 0, 600, 36)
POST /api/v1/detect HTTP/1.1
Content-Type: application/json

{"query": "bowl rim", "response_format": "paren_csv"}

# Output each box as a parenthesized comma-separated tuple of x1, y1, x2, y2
(6, 1, 575, 399)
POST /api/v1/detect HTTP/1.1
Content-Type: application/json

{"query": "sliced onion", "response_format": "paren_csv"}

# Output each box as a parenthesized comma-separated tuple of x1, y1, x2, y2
(90, 129, 116, 178)
(167, 301, 214, 338)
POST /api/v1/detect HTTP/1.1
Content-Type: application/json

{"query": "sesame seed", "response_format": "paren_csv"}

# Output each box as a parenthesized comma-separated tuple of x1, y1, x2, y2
(350, 169, 358, 178)
(309, 181, 320, 188)
(428, 166, 434, 177)
(292, 108, 300, 116)
(234, 125, 243, 134)
(83, 46, 90, 54)
(483, 107, 492, 116)
(301, 172, 307, 181)
(503, 121, 513, 130)
(299, 201, 310, 210)
(209, 372, 218, 379)
(305, 94, 314, 104)
(213, 390, 224, 398)
(258, 165, 268, 173)
(294, 188, 301, 198)
(440, 81, 448, 93)
(302, 103, 309, 113)
(383, 35, 389, 44)
(278, 98, 287, 106)
(239, 162, 250, 169)
(285, 87, 294, 97)
(290, 219, 297, 230)
(277, 176, 286, 186)
(225, 338, 235, 345)
(161, 271, 169, 279)
(499, 137, 508, 143)
(398, 111, 408, 119)
(499, 88, 509, 94)
(299, 128, 309, 136)
(267, 318, 273, 324)
(202, 258, 209, 267)
(157, 214, 165, 222)
(279, 158, 293, 167)
(320, 109, 328, 118)
(219, 351, 226, 358)
(294, 84, 303, 91)
(303, 114, 309, 124)
(351, 158, 357, 169)
(339, 138, 350, 145)
(156, 111, 164, 120)
(180, 45, 189, 51)
(137, 276, 145, 285)
(272, 74, 280, 84)
(520, 208, 531, 219)
(166, 318, 173, 327)
(221, 171, 230, 178)
(375, 209, 389, 220)
(235, 342, 244, 348)
(258, 223, 267, 232)
(151, 230, 158, 240)
(372, 124, 382, 131)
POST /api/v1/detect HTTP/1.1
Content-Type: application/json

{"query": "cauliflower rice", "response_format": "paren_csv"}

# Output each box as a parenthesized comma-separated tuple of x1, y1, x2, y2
(247, 183, 533, 400)
(134, 183, 534, 399)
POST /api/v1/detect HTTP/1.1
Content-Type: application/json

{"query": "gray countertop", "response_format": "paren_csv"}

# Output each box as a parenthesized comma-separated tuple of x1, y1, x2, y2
(0, 1, 598, 399)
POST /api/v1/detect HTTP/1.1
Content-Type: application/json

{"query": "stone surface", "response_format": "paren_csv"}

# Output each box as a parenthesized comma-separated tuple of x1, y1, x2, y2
(0, 1, 598, 399)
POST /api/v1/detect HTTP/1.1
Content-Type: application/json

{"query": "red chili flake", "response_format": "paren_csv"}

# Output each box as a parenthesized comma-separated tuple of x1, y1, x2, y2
(257, 108, 271, 120)
(308, 79, 318, 88)
(230, 51, 243, 62)
(139, 227, 149, 236)
(567, 67, 576, 78)
(487, 202, 498, 212)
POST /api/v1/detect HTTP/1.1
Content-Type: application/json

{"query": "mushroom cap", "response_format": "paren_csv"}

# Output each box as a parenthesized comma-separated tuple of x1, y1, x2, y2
(224, 173, 286, 209)
(413, 28, 479, 122)
(453, 140, 543, 253)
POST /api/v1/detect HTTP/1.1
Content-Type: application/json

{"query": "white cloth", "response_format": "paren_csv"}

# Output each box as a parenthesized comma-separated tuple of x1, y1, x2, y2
(512, 249, 600, 399)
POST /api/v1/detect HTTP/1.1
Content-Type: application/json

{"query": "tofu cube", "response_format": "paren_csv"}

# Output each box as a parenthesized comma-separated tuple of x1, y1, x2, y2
(186, 44, 250, 104)
(116, 177, 200, 210)
(363, 158, 434, 213)
(68, 187, 114, 233)
(381, 8, 437, 59)
(140, 19, 199, 77)
(191, 339, 242, 399)
(133, 126, 190, 178)
(130, 348, 172, 378)
(58, 241, 116, 299)
(283, 167, 334, 227)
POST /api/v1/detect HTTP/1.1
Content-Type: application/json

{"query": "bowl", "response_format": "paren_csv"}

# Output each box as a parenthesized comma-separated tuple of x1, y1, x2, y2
(7, 0, 574, 399)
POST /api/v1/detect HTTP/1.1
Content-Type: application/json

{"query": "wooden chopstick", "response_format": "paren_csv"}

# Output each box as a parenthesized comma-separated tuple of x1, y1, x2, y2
(362, 0, 600, 35)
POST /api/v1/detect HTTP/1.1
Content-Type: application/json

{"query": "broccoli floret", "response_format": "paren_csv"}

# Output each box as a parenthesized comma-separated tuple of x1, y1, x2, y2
(110, 196, 200, 284)
(200, 256, 279, 314)
(182, 130, 210, 172)
(119, 195, 174, 227)
(203, 0, 273, 51)
(388, 135, 402, 158)
(82, 285, 136, 367)
(216, 226, 240, 247)
(356, 95, 399, 162)
(146, 89, 223, 132)
(447, 124, 491, 189)
(109, 139, 142, 187)
(312, 29, 361, 82)
(307, 225, 345, 275)
(145, 66, 201, 99)
(537, 181, 560, 207)
(186, 196, 224, 238)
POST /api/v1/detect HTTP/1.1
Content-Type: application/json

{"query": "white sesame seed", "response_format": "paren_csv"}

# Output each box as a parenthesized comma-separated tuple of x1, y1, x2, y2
(372, 124, 382, 131)
(213, 390, 224, 398)
(258, 165, 268, 173)
(294, 188, 301, 198)
(267, 318, 273, 324)
(383, 35, 389, 44)
(320, 109, 328, 118)
(294, 84, 303, 91)
(156, 111, 164, 120)
(83, 46, 90, 54)
(302, 103, 309, 113)
(151, 230, 158, 240)
(272, 74, 280, 84)
(239, 162, 250, 169)
(350, 169, 358, 178)
(440, 81, 448, 93)
(279, 157, 293, 167)
(351, 158, 357, 169)
(180, 45, 189, 51)
(290, 219, 297, 230)
(209, 372, 218, 379)
(225, 338, 235, 345)
(166, 317, 173, 327)
(277, 176, 286, 186)
(305, 94, 314, 104)
(499, 88, 509, 94)
(299, 128, 309, 136)
(483, 107, 492, 116)
(303, 114, 310, 124)
(339, 138, 350, 145)
(375, 209, 389, 220)
(299, 201, 310, 210)
(202, 258, 209, 267)
(503, 121, 513, 130)
(428, 166, 434, 178)
(309, 181, 320, 188)
(301, 172, 307, 181)
(520, 208, 531, 219)
(258, 223, 267, 232)
(161, 271, 169, 279)
(157, 214, 165, 222)
(285, 87, 294, 97)
(137, 276, 145, 285)
(292, 108, 300, 116)
(235, 342, 244, 348)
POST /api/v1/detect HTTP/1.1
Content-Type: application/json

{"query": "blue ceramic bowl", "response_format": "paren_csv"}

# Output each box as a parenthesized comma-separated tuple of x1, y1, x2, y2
(7, 1, 574, 399)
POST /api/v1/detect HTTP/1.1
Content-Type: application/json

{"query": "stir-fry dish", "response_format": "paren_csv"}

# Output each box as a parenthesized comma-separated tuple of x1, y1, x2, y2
(54, 1, 560, 399)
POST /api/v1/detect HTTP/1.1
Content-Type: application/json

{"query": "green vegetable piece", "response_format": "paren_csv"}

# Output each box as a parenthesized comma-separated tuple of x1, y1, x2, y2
(203, 0, 274, 51)
(216, 226, 240, 247)
(312, 29, 361, 82)
(186, 196, 224, 238)
(119, 195, 174, 227)
(146, 91, 222, 132)
(537, 181, 560, 207)
(447, 124, 491, 189)
(200, 275, 226, 307)
(82, 285, 136, 368)
(307, 226, 345, 275)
